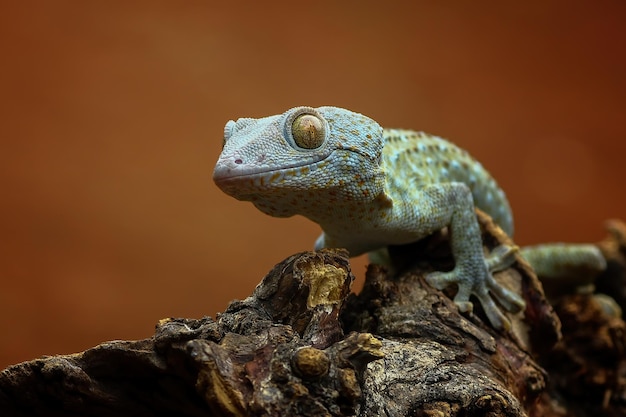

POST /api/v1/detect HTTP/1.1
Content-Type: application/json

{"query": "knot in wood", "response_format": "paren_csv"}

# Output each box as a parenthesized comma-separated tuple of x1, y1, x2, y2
(292, 346, 330, 379)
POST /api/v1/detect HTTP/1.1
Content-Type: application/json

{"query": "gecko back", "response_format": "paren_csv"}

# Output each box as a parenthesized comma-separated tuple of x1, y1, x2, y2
(381, 129, 514, 236)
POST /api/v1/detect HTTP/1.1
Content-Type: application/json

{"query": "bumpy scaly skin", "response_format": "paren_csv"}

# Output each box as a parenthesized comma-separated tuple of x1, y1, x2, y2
(213, 106, 605, 330)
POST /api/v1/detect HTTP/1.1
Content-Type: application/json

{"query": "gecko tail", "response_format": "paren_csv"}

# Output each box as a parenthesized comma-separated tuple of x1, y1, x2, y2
(520, 243, 606, 284)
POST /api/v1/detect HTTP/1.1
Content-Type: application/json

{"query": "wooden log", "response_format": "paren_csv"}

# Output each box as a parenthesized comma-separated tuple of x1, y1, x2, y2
(1, 214, 624, 416)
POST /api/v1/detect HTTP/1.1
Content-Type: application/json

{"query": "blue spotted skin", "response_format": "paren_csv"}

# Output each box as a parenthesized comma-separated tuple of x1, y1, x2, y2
(213, 106, 604, 330)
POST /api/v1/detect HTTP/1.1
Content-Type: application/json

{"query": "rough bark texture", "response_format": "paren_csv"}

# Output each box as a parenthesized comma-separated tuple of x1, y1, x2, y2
(1, 214, 625, 417)
(538, 219, 626, 417)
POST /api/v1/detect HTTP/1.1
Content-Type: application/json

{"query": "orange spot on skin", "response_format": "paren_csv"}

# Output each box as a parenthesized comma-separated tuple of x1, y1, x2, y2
(270, 172, 281, 182)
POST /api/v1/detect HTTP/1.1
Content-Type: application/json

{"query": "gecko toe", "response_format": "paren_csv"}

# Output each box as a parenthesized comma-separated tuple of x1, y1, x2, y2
(454, 300, 474, 314)
(425, 270, 459, 290)
(475, 291, 511, 331)
(488, 280, 525, 313)
(485, 244, 519, 272)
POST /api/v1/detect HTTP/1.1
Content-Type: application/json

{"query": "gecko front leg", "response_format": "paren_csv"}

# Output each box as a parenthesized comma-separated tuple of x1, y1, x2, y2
(414, 182, 525, 330)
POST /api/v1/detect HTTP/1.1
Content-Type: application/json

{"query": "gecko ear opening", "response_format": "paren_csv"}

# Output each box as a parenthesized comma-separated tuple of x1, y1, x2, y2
(374, 191, 393, 208)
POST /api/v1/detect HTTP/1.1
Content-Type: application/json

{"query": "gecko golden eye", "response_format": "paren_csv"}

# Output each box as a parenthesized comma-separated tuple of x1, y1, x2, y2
(291, 114, 325, 149)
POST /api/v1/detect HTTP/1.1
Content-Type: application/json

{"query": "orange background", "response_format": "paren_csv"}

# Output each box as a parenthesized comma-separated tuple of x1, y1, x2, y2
(1, 2, 625, 368)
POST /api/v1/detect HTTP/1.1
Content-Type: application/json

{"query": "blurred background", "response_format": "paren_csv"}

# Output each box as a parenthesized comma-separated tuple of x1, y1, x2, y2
(1, 1, 625, 368)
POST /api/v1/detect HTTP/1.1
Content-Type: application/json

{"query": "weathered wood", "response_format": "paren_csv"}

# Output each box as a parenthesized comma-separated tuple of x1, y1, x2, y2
(341, 210, 558, 416)
(539, 219, 626, 417)
(1, 216, 624, 416)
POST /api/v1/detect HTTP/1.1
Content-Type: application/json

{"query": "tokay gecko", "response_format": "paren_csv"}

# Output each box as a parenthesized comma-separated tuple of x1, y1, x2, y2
(213, 106, 606, 330)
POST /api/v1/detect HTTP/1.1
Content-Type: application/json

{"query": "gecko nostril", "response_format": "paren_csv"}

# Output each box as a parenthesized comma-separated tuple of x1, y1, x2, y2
(234, 159, 243, 164)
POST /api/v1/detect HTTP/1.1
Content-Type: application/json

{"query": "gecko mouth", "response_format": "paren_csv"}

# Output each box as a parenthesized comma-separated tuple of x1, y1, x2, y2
(213, 160, 311, 183)
(212, 150, 339, 185)
(213, 146, 378, 185)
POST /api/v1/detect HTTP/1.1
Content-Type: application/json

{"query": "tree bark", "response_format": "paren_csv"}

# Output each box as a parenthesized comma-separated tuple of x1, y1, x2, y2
(1, 214, 625, 417)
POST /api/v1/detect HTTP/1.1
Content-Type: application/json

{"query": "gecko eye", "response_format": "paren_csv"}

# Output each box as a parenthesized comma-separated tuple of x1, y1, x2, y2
(291, 114, 326, 149)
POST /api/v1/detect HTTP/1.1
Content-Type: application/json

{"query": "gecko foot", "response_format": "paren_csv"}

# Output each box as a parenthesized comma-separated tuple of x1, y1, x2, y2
(425, 244, 525, 330)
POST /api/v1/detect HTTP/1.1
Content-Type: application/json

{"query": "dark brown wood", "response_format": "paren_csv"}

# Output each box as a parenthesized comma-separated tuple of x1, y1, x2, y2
(1, 216, 625, 416)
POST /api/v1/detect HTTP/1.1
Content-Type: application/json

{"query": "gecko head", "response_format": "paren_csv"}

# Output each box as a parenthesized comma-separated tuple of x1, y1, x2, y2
(213, 106, 386, 217)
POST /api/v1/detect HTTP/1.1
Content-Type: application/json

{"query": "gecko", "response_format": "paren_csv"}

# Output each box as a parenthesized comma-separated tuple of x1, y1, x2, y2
(212, 106, 606, 330)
